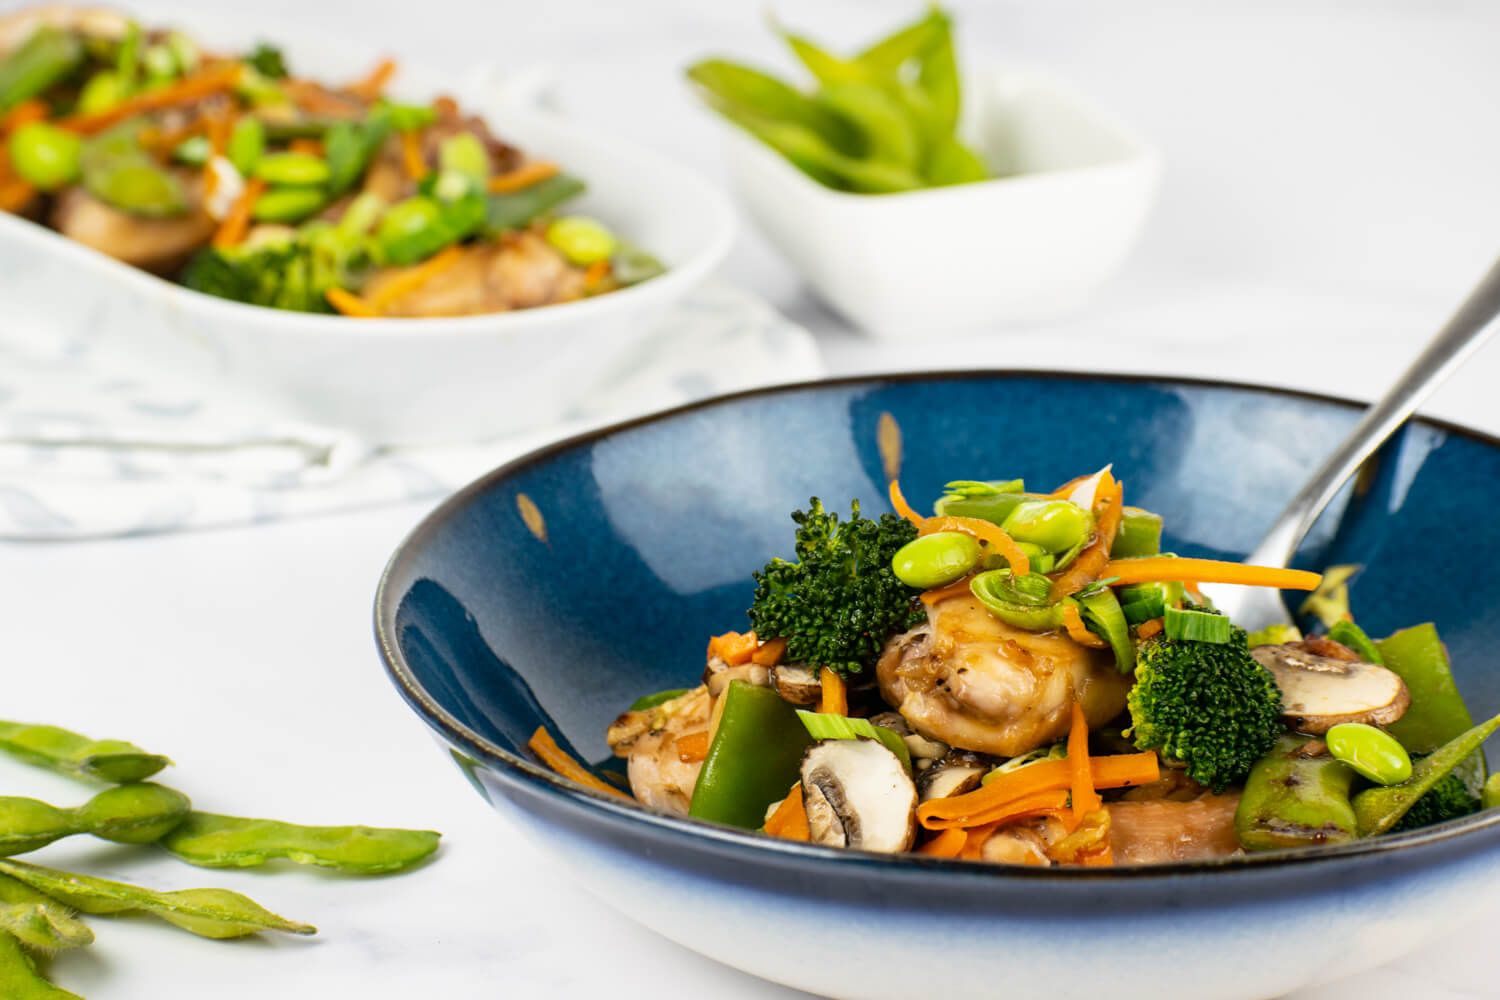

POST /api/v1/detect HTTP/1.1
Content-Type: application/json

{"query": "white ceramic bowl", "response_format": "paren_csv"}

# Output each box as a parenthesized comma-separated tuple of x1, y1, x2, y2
(721, 66, 1160, 338)
(0, 16, 735, 445)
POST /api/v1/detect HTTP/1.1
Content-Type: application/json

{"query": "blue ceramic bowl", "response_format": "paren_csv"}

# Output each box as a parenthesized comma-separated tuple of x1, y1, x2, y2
(375, 372, 1500, 1000)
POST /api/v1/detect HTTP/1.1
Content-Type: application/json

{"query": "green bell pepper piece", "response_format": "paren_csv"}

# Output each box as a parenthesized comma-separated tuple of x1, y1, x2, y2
(0, 26, 83, 112)
(689, 681, 813, 829)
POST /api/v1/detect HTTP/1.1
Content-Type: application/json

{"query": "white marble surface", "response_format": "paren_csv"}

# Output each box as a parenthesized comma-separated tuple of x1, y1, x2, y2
(4, 0, 1500, 996)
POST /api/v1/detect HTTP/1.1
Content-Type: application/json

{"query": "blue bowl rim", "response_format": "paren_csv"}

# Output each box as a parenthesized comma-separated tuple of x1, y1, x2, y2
(374, 368, 1500, 881)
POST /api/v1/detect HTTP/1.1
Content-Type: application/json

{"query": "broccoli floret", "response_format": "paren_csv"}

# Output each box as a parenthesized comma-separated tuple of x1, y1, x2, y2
(748, 498, 921, 678)
(181, 227, 369, 314)
(1391, 771, 1481, 833)
(245, 43, 288, 79)
(1126, 626, 1284, 792)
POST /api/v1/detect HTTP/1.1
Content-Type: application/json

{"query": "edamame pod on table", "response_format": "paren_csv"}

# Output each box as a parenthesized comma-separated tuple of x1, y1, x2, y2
(0, 783, 190, 856)
(686, 59, 858, 153)
(0, 860, 315, 940)
(0, 931, 80, 1000)
(0, 902, 93, 952)
(161, 812, 441, 874)
(0, 720, 170, 783)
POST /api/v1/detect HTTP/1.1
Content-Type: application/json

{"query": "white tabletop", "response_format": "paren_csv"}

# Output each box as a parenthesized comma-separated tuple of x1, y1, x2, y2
(5, 0, 1500, 997)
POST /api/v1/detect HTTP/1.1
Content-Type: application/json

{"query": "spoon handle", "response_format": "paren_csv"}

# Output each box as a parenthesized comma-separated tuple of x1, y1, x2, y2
(1247, 254, 1500, 569)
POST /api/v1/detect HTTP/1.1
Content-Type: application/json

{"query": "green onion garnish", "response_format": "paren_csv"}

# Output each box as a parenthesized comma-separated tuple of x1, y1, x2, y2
(1327, 619, 1384, 665)
(1164, 605, 1232, 643)
(942, 479, 1024, 498)
(628, 688, 689, 712)
(795, 710, 911, 772)
(1075, 588, 1135, 673)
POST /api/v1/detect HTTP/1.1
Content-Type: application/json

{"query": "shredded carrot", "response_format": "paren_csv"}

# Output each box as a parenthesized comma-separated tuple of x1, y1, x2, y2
(348, 57, 397, 101)
(917, 752, 1159, 830)
(1061, 604, 1108, 649)
(1, 99, 48, 132)
(750, 637, 787, 666)
(675, 731, 710, 763)
(0, 179, 36, 212)
(959, 821, 1004, 860)
(211, 177, 265, 249)
(487, 159, 560, 194)
(818, 668, 847, 715)
(400, 128, 428, 181)
(61, 63, 241, 134)
(366, 245, 465, 310)
(325, 287, 380, 317)
(288, 137, 324, 156)
(957, 791, 1071, 856)
(1067, 702, 1102, 830)
(1102, 557, 1323, 592)
(1136, 617, 1164, 640)
(921, 575, 976, 606)
(583, 259, 611, 289)
(1184, 580, 1206, 599)
(707, 630, 759, 667)
(285, 79, 361, 117)
(764, 784, 810, 841)
(887, 479, 924, 527)
(916, 828, 968, 858)
(1049, 471, 1123, 601)
(528, 726, 631, 799)
(206, 110, 234, 156)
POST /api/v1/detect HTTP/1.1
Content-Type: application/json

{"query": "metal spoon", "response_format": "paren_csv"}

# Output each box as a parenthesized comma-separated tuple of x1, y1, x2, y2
(1201, 255, 1500, 630)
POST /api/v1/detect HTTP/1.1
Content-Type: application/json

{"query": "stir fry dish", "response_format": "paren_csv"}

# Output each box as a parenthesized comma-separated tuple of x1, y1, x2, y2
(688, 6, 991, 194)
(531, 469, 1500, 866)
(0, 6, 662, 317)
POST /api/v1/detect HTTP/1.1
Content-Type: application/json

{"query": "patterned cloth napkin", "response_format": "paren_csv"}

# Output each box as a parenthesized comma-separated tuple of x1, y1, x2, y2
(0, 282, 821, 540)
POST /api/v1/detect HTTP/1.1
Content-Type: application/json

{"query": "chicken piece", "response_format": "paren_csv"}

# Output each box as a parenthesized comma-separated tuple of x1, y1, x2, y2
(981, 815, 1067, 866)
(877, 594, 1131, 758)
(1106, 793, 1243, 864)
(50, 186, 215, 272)
(364, 232, 587, 317)
(606, 685, 711, 816)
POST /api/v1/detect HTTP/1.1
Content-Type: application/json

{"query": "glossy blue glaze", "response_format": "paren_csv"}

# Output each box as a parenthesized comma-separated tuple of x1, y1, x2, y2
(375, 373, 1500, 999)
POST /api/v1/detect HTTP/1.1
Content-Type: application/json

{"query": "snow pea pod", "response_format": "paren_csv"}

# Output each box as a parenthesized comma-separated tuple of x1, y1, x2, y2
(0, 860, 315, 940)
(690, 681, 813, 829)
(161, 812, 441, 874)
(0, 26, 83, 111)
(0, 720, 170, 783)
(1353, 710, 1500, 837)
(1377, 623, 1486, 794)
(1235, 737, 1359, 851)
(0, 931, 79, 999)
(0, 783, 190, 856)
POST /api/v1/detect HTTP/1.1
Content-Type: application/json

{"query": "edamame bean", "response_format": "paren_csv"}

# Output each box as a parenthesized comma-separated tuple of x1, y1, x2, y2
(227, 116, 265, 175)
(546, 215, 617, 265)
(81, 131, 188, 217)
(1353, 710, 1500, 836)
(439, 132, 488, 183)
(0, 721, 170, 783)
(75, 70, 124, 115)
(252, 151, 331, 186)
(1000, 500, 1093, 554)
(1326, 723, 1412, 786)
(7, 124, 81, 191)
(0, 860, 315, 940)
(0, 901, 92, 951)
(161, 812, 441, 874)
(252, 185, 326, 223)
(0, 783, 189, 856)
(0, 931, 79, 999)
(890, 531, 981, 589)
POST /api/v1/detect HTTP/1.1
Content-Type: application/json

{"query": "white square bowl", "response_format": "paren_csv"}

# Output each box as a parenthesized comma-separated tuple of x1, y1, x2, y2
(721, 66, 1162, 338)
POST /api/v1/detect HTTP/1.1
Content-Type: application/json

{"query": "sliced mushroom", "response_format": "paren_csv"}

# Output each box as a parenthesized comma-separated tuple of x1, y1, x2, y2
(703, 656, 769, 698)
(770, 663, 822, 705)
(870, 711, 949, 761)
(800, 739, 917, 853)
(1250, 642, 1410, 734)
(917, 751, 989, 802)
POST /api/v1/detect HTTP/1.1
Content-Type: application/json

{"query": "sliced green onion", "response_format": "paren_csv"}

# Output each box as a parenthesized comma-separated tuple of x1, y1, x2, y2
(942, 479, 1024, 498)
(1111, 507, 1163, 559)
(172, 134, 211, 166)
(1075, 588, 1135, 673)
(982, 743, 1064, 784)
(1299, 564, 1360, 629)
(1164, 606, 1231, 644)
(970, 570, 1063, 631)
(933, 490, 1028, 525)
(629, 688, 689, 712)
(1327, 620, 1383, 665)
(1120, 594, 1164, 626)
(795, 710, 911, 772)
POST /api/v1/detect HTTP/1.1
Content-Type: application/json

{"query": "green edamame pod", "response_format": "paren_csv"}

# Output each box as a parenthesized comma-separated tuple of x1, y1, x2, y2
(0, 721, 169, 783)
(0, 860, 315, 940)
(161, 812, 441, 874)
(856, 8, 946, 76)
(914, 8, 960, 133)
(774, 20, 868, 87)
(0, 783, 189, 856)
(921, 134, 989, 186)
(0, 26, 84, 112)
(1353, 710, 1500, 837)
(686, 59, 859, 154)
(816, 82, 920, 168)
(1234, 737, 1359, 851)
(0, 931, 80, 999)
(0, 902, 92, 952)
